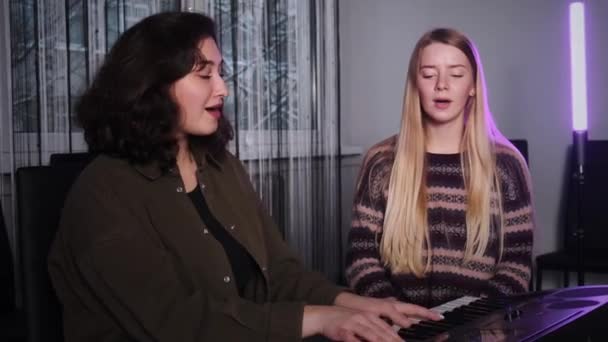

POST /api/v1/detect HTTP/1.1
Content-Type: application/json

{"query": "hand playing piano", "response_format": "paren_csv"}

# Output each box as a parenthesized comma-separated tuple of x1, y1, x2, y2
(306, 305, 403, 341)
(333, 293, 444, 329)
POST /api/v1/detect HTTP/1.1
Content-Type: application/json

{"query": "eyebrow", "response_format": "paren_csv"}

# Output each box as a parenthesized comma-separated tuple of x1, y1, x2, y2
(196, 59, 225, 71)
(420, 64, 467, 70)
(202, 59, 224, 66)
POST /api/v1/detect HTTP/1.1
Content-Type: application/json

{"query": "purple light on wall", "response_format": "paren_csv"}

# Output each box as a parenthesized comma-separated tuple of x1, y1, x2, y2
(569, 2, 588, 132)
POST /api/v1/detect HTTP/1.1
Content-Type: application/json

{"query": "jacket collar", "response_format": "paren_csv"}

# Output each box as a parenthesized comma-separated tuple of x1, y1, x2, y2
(133, 144, 224, 180)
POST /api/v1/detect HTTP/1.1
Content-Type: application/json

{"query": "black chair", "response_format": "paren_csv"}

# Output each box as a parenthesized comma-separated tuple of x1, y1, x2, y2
(16, 163, 85, 342)
(0, 199, 14, 311)
(507, 139, 535, 291)
(509, 139, 529, 165)
(0, 199, 26, 342)
(49, 152, 94, 167)
(536, 140, 608, 290)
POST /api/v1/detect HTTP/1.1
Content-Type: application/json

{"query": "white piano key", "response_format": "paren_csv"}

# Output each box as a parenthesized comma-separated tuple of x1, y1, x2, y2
(392, 295, 480, 331)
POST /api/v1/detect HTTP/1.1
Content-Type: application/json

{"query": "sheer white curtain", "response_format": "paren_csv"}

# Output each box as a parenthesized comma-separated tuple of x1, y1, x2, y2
(190, 0, 342, 280)
(2, 0, 180, 278)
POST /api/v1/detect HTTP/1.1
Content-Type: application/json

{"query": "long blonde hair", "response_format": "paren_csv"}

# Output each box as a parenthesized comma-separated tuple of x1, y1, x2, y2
(381, 28, 507, 277)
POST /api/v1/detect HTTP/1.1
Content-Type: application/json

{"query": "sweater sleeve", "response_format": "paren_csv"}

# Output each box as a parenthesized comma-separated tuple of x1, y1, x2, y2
(345, 144, 399, 298)
(485, 149, 535, 296)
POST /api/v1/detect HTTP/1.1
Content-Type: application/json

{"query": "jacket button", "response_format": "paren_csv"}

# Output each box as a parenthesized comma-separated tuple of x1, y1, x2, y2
(203, 229, 209, 234)
(176, 186, 183, 193)
(223, 276, 231, 283)
(261, 266, 267, 272)
(229, 224, 235, 230)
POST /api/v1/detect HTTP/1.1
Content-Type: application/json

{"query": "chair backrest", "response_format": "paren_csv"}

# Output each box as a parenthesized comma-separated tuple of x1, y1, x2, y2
(50, 152, 94, 167)
(16, 164, 85, 342)
(509, 139, 529, 165)
(507, 139, 532, 289)
(565, 140, 608, 253)
(0, 198, 16, 313)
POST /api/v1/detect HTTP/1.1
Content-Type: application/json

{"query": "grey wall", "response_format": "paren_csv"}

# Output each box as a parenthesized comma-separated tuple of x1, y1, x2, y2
(339, 0, 608, 288)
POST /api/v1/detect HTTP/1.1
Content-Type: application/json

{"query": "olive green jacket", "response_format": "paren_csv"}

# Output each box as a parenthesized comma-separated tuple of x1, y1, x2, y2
(48, 147, 344, 341)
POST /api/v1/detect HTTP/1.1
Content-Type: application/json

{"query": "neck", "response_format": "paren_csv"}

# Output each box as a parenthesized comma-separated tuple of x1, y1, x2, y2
(176, 138, 194, 168)
(424, 116, 464, 154)
(176, 137, 199, 192)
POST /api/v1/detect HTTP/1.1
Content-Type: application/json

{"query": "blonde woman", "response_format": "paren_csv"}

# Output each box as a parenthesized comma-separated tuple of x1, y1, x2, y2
(345, 28, 534, 308)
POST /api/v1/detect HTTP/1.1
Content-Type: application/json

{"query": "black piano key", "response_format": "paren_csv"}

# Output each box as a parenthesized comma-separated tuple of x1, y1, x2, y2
(400, 322, 448, 340)
(477, 298, 508, 307)
(416, 321, 448, 333)
(474, 298, 503, 305)
(399, 327, 424, 340)
(466, 303, 495, 313)
(441, 311, 468, 325)
(445, 308, 478, 323)
(418, 320, 454, 330)
(412, 329, 440, 340)
(461, 305, 490, 316)
(470, 300, 503, 310)
(460, 312, 481, 321)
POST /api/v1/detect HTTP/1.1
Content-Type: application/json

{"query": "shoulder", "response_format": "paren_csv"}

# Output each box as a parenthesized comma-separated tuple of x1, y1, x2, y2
(360, 135, 397, 173)
(65, 153, 145, 203)
(494, 141, 533, 201)
(365, 135, 397, 160)
(208, 149, 260, 203)
(71, 154, 144, 197)
(214, 149, 250, 184)
(354, 136, 397, 198)
(494, 142, 530, 180)
(219, 149, 242, 170)
(61, 155, 146, 241)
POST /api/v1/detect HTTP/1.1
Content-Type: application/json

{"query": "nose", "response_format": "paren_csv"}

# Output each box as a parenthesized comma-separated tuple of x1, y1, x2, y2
(435, 74, 448, 91)
(215, 75, 229, 98)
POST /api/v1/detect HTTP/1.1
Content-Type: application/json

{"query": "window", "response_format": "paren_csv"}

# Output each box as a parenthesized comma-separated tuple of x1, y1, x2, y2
(8, 0, 181, 166)
(206, 0, 338, 160)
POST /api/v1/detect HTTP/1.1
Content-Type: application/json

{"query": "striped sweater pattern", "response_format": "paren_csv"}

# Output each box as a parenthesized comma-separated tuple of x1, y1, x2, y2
(345, 136, 534, 308)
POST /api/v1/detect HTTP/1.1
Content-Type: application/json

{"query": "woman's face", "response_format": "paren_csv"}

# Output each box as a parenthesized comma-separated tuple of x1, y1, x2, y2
(416, 42, 475, 127)
(172, 37, 228, 138)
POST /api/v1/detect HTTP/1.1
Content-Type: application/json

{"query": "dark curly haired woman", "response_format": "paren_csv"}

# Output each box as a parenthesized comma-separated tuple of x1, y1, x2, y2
(48, 11, 441, 342)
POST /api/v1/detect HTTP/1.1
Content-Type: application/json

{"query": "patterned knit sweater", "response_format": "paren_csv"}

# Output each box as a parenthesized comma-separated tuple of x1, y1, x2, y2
(345, 136, 534, 308)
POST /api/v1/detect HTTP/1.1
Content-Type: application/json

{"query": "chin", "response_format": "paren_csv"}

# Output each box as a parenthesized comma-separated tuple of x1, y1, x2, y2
(426, 113, 459, 124)
(189, 126, 218, 137)
(202, 128, 219, 136)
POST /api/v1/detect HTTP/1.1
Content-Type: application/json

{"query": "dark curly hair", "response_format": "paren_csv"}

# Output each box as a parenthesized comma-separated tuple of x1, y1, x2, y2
(77, 12, 233, 171)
